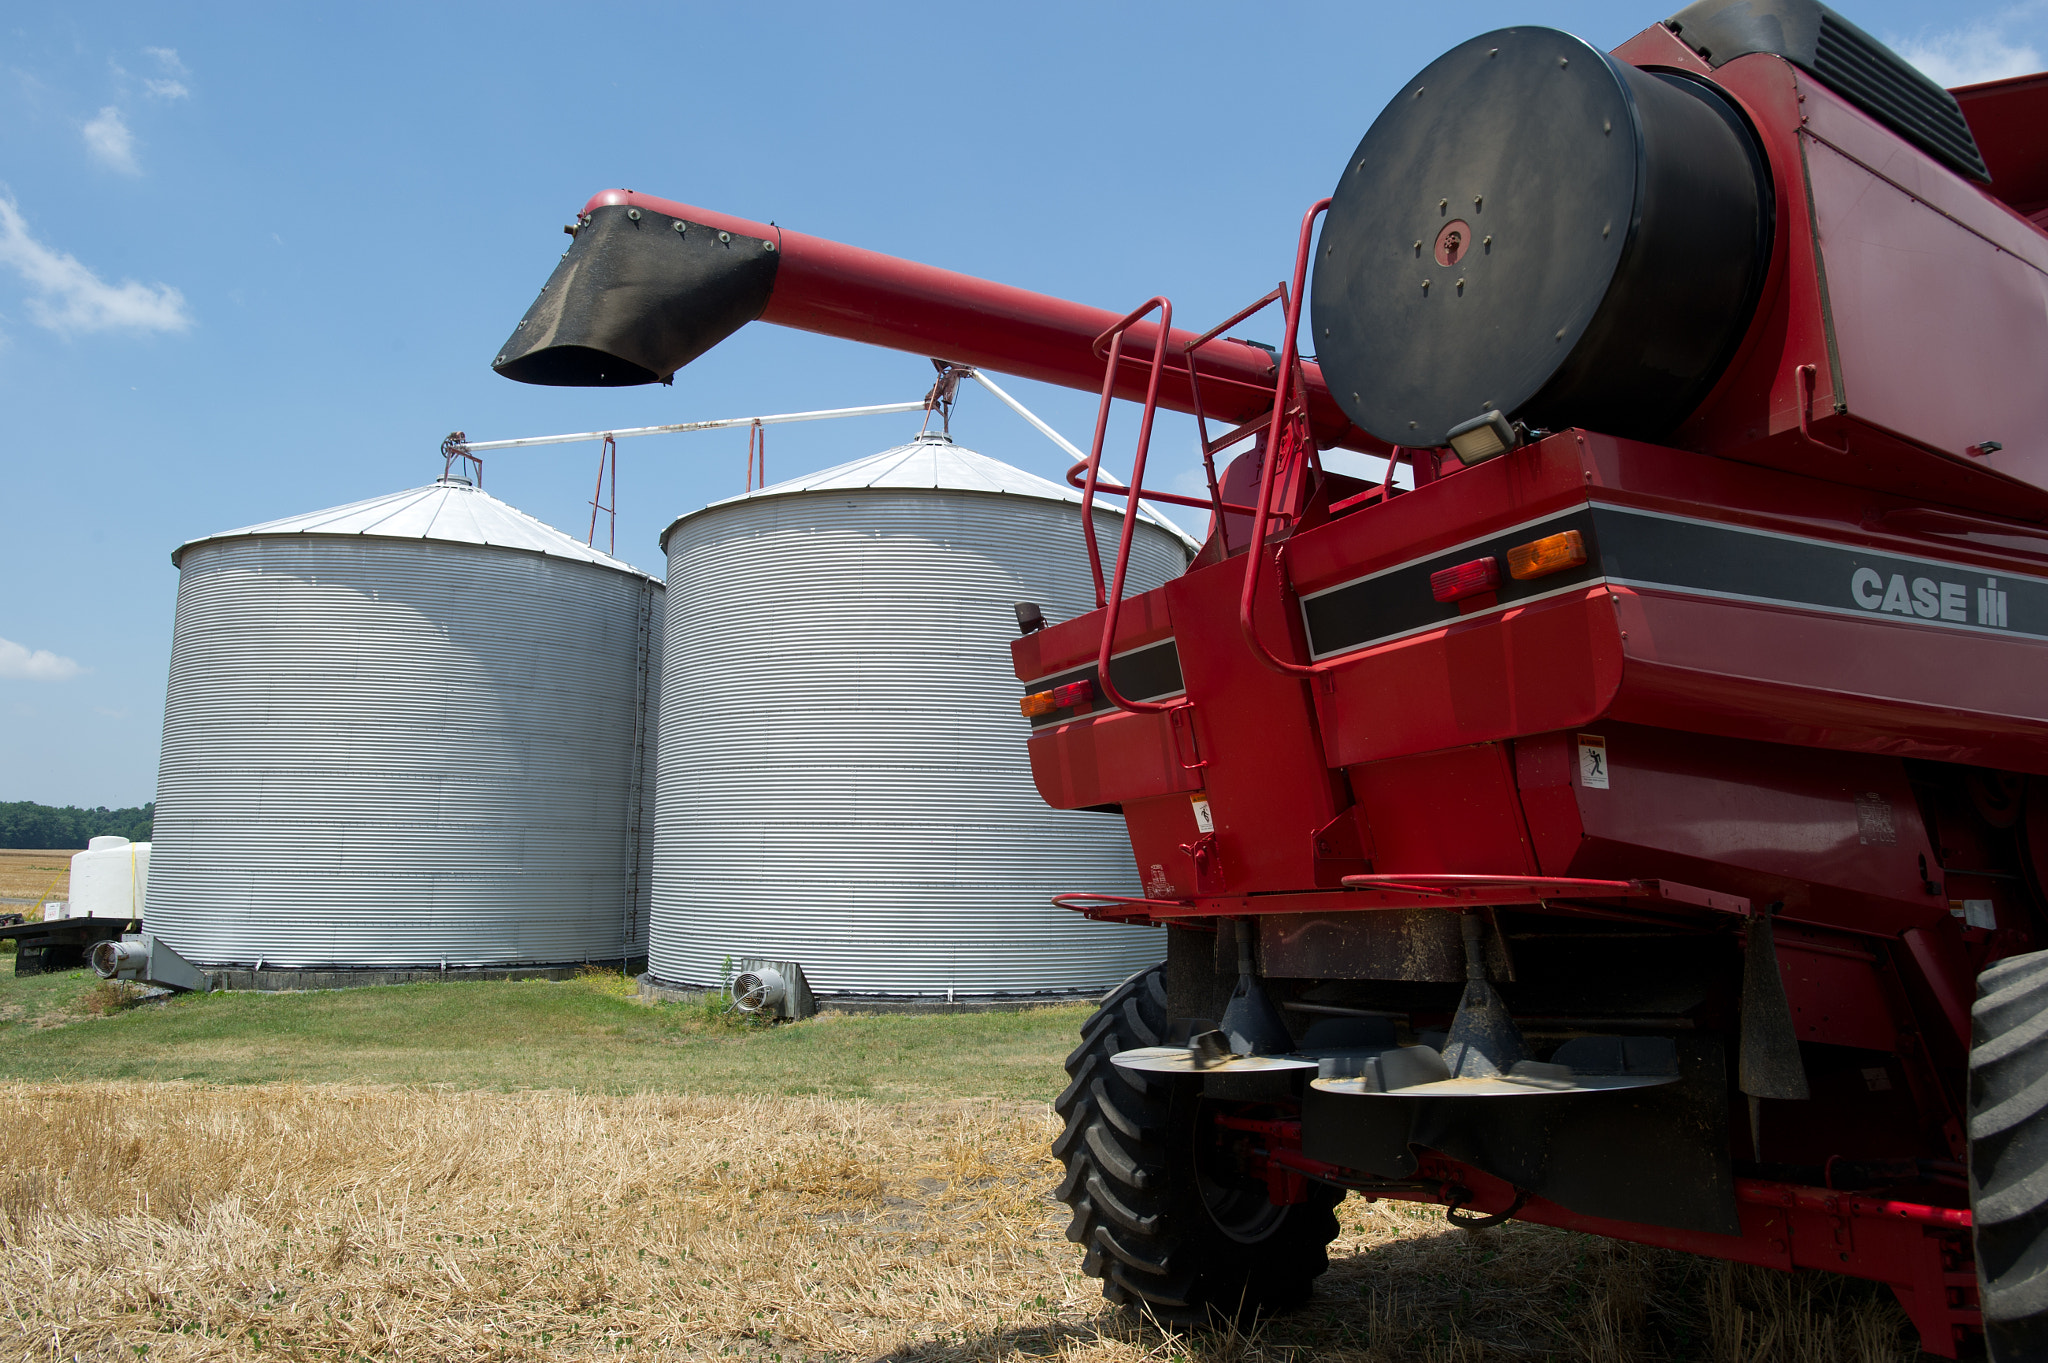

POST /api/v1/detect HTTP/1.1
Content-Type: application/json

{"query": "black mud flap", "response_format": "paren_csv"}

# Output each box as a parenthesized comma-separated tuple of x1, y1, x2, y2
(493, 202, 780, 387)
(1302, 1033, 1738, 1235)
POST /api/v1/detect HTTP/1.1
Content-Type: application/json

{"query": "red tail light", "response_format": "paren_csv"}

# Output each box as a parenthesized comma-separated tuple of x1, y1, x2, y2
(1430, 557, 1501, 603)
(1053, 680, 1095, 708)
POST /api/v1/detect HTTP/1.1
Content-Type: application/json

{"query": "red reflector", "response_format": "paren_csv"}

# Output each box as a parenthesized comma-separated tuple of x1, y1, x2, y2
(1429, 557, 1501, 603)
(1052, 680, 1095, 709)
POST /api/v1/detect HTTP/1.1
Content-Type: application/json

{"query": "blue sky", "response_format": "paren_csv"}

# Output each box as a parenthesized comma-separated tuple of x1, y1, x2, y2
(3, 0, 2044, 808)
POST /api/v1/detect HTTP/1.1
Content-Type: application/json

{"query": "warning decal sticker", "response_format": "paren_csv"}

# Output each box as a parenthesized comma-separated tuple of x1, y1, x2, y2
(1577, 734, 1610, 790)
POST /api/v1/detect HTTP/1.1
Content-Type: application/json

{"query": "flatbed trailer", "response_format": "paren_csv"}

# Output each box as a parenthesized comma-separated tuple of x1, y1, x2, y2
(2, 917, 138, 977)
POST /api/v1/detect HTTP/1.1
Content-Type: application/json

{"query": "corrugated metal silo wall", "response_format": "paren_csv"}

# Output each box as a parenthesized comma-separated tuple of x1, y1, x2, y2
(651, 491, 1184, 995)
(145, 535, 661, 968)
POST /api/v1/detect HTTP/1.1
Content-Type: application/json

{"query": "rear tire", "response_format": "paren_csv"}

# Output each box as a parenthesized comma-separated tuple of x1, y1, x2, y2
(1053, 964, 1342, 1325)
(1972, 949, 2048, 1361)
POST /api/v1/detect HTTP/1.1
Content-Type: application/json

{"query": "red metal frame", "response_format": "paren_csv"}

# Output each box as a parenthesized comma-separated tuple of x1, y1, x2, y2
(1074, 298, 1207, 720)
(1179, 284, 1292, 559)
(1083, 202, 1338, 684)
(586, 433, 617, 554)
(440, 431, 484, 487)
(1076, 297, 1173, 611)
(1237, 198, 1331, 679)
(1213, 1108, 1981, 1356)
(1795, 363, 1850, 455)
(744, 419, 766, 493)
(1073, 200, 1339, 705)
(1183, 290, 1284, 488)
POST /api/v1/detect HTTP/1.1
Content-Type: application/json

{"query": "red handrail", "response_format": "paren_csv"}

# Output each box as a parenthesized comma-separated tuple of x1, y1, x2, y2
(1078, 298, 1188, 715)
(1183, 285, 1289, 558)
(1062, 463, 1255, 514)
(1237, 198, 1332, 678)
(1077, 297, 1170, 606)
(1062, 303, 1257, 518)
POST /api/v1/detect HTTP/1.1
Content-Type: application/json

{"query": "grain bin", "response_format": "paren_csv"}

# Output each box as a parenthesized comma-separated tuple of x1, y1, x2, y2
(145, 476, 661, 974)
(650, 432, 1194, 998)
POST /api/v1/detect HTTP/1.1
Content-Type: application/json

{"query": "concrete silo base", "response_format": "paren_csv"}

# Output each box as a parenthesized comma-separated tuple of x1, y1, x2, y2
(636, 974, 1103, 1015)
(209, 961, 647, 992)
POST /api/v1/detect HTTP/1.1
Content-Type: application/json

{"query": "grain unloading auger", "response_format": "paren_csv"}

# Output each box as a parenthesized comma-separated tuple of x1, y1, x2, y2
(494, 1, 2048, 1354)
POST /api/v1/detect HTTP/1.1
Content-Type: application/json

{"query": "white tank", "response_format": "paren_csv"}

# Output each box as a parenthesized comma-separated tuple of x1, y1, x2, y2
(650, 432, 1195, 998)
(144, 477, 661, 971)
(68, 837, 151, 920)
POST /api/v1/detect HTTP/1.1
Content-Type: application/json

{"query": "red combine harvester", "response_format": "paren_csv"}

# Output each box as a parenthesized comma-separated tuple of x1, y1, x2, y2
(492, 1, 2048, 1354)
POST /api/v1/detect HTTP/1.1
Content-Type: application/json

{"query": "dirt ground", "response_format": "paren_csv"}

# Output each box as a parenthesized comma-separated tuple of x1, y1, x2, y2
(0, 1082, 1925, 1362)
(0, 848, 71, 907)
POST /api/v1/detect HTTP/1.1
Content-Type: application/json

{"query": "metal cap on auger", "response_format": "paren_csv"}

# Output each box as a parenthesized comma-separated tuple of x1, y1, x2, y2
(1310, 26, 1773, 448)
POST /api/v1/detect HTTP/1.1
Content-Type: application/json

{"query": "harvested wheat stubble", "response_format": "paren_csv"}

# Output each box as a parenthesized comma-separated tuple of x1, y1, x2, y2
(0, 849, 70, 905)
(0, 1083, 1924, 1362)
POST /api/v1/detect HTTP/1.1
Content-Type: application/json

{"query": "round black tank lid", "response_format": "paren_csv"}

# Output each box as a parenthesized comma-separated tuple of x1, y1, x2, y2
(1311, 27, 1772, 449)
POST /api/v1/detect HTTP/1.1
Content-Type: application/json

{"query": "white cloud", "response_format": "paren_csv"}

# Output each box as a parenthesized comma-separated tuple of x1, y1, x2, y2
(0, 637, 85, 682)
(143, 47, 188, 76)
(82, 106, 139, 174)
(144, 78, 189, 101)
(0, 195, 193, 336)
(1894, 19, 2044, 87)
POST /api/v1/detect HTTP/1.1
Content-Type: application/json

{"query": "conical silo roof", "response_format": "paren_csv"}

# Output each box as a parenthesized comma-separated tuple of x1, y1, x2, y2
(172, 477, 659, 579)
(663, 433, 1201, 553)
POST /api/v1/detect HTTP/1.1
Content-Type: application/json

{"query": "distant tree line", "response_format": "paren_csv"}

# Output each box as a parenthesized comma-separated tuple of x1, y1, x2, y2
(0, 801, 154, 849)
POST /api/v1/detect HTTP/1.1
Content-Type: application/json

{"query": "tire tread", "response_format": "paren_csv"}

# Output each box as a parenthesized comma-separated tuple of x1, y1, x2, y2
(1053, 961, 1340, 1325)
(1972, 948, 2048, 1361)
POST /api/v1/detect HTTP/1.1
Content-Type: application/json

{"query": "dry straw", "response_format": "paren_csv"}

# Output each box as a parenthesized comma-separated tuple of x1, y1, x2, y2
(0, 1083, 1918, 1361)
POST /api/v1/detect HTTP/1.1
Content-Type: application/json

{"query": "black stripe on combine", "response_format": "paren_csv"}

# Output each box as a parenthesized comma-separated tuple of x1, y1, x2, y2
(1022, 638, 1185, 728)
(1594, 505, 2048, 642)
(1298, 501, 2048, 663)
(1300, 507, 1602, 659)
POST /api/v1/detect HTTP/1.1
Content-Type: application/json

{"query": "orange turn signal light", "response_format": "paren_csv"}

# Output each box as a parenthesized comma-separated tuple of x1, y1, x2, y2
(1506, 529, 1587, 581)
(1020, 691, 1057, 717)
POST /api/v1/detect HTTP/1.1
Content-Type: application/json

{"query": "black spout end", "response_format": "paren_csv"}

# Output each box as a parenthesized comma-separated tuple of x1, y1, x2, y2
(492, 201, 780, 388)
(495, 345, 663, 388)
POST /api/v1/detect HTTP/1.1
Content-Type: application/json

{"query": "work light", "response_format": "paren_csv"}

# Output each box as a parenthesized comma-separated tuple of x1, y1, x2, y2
(1445, 411, 1521, 466)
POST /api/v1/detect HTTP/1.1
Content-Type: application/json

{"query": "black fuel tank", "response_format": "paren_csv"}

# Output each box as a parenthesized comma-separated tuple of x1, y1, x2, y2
(1310, 27, 1772, 449)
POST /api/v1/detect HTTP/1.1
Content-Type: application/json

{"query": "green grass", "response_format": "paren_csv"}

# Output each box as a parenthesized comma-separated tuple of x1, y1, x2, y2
(0, 967, 1092, 1100)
